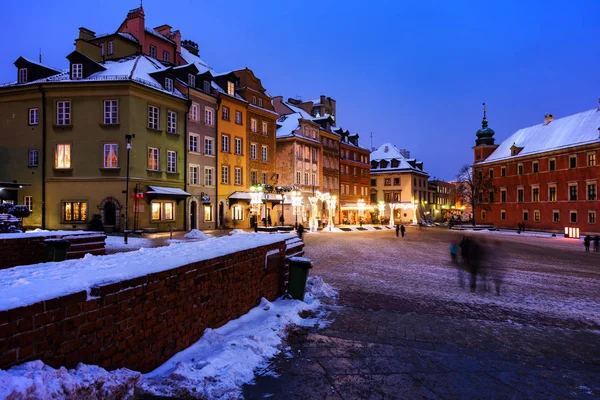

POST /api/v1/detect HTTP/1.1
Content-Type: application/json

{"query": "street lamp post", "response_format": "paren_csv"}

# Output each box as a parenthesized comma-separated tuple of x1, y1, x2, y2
(124, 134, 135, 244)
(357, 198, 365, 227)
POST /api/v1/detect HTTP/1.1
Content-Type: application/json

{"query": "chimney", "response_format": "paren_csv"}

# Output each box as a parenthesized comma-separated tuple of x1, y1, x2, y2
(399, 149, 410, 158)
(171, 30, 182, 55)
(544, 114, 554, 125)
(78, 27, 96, 40)
(155, 24, 172, 36)
(119, 6, 145, 49)
(182, 40, 199, 56)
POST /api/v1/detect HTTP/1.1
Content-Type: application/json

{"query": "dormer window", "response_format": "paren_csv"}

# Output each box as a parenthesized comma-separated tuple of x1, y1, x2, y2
(163, 51, 169, 63)
(72, 64, 83, 80)
(188, 74, 196, 87)
(149, 45, 157, 58)
(18, 68, 27, 83)
(258, 98, 263, 107)
(100, 43, 105, 56)
(108, 41, 114, 55)
(165, 77, 173, 92)
(227, 81, 235, 96)
(203, 80, 210, 93)
(252, 96, 256, 105)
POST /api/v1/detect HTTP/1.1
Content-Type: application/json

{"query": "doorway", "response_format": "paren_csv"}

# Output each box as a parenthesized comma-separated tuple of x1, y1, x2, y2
(190, 200, 197, 230)
(104, 202, 116, 227)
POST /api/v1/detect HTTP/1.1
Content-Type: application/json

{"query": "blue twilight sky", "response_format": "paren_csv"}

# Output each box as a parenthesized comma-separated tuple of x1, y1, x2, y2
(2, 0, 600, 180)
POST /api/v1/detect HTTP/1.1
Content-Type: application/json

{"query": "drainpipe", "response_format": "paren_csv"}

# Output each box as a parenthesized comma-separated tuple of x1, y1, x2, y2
(183, 89, 191, 231)
(39, 85, 47, 229)
(215, 95, 221, 227)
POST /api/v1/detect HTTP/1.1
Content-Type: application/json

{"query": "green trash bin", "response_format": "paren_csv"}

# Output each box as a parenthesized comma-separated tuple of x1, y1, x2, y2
(43, 239, 71, 262)
(287, 257, 313, 301)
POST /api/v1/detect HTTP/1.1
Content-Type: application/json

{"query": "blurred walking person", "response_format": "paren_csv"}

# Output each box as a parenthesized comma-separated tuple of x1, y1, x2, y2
(584, 235, 591, 252)
(489, 240, 505, 295)
(450, 239, 464, 287)
(594, 236, 600, 253)
(400, 224, 406, 238)
(395, 224, 400, 238)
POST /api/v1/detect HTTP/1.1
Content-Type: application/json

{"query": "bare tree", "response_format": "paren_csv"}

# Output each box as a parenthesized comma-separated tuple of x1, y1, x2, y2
(455, 164, 495, 226)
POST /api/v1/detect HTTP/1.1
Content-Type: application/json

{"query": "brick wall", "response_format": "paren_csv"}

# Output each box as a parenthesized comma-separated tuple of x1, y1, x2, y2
(0, 237, 301, 373)
(0, 233, 106, 270)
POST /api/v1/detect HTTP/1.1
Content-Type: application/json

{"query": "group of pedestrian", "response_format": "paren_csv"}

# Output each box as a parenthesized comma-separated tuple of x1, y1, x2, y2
(517, 222, 526, 234)
(395, 224, 406, 238)
(583, 235, 600, 252)
(452, 236, 503, 295)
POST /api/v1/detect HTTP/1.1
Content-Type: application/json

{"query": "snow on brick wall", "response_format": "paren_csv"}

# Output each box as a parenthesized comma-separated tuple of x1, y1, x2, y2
(0, 239, 297, 373)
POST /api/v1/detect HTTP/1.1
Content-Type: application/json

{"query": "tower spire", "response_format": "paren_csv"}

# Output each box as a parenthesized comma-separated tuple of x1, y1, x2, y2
(481, 102, 488, 129)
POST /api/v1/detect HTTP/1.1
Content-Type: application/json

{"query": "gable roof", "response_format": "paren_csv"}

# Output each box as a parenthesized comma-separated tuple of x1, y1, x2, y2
(179, 46, 213, 74)
(479, 108, 600, 164)
(370, 143, 428, 175)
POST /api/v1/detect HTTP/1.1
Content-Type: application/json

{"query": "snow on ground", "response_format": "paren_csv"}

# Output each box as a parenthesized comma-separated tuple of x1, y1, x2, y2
(229, 229, 249, 235)
(0, 277, 336, 400)
(0, 233, 294, 311)
(0, 229, 87, 239)
(184, 229, 212, 240)
(104, 236, 157, 251)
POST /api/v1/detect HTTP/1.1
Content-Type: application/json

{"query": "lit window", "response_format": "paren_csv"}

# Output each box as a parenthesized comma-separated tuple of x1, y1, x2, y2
(18, 68, 27, 84)
(532, 187, 539, 202)
(534, 210, 540, 222)
(103, 143, 118, 168)
(189, 133, 199, 153)
(103, 100, 118, 124)
(148, 106, 159, 130)
(232, 205, 243, 221)
(56, 101, 71, 125)
(188, 74, 195, 87)
(588, 153, 596, 167)
(28, 150, 39, 167)
(221, 135, 229, 152)
(189, 164, 199, 185)
(204, 137, 214, 155)
(204, 205, 213, 222)
(227, 81, 235, 96)
(151, 202, 161, 221)
(167, 150, 177, 173)
(108, 41, 113, 55)
(29, 108, 39, 125)
(62, 201, 87, 222)
(164, 202, 174, 220)
(148, 147, 159, 171)
(235, 138, 242, 155)
(165, 78, 173, 92)
(167, 111, 177, 133)
(24, 196, 33, 212)
(55, 144, 71, 169)
(549, 186, 557, 201)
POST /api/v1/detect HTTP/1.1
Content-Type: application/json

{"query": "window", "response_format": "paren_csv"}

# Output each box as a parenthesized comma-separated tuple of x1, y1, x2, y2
(250, 143, 257, 160)
(533, 162, 539, 173)
(163, 51, 170, 63)
(589, 210, 597, 224)
(532, 187, 539, 202)
(100, 43, 105, 56)
(107, 41, 113, 55)
(262, 121, 268, 135)
(312, 148, 318, 163)
(221, 165, 229, 184)
(261, 146, 268, 162)
(304, 173, 309, 185)
(261, 172, 267, 184)
(227, 81, 235, 96)
(251, 118, 257, 132)
(104, 100, 118, 124)
(549, 186, 557, 201)
(549, 159, 556, 171)
(534, 210, 540, 222)
(296, 172, 301, 185)
(232, 206, 243, 221)
(205, 205, 213, 222)
(235, 167, 242, 185)
(167, 111, 177, 133)
(189, 133, 200, 153)
(55, 144, 71, 169)
(501, 210, 506, 220)
(203, 80, 210, 93)
(188, 73, 195, 87)
(553, 210, 560, 222)
(189, 165, 199, 185)
(258, 98, 263, 107)
(371, 178, 377, 186)
(384, 178, 391, 186)
(235, 111, 242, 124)
(252, 96, 256, 104)
(489, 190, 494, 203)
(517, 189, 525, 203)
(165, 78, 173, 92)
(190, 103, 198, 121)
(205, 107, 214, 125)
(221, 134, 229, 152)
(151, 202, 161, 221)
(204, 167, 214, 186)
(103, 143, 118, 168)
(29, 108, 39, 125)
(569, 184, 578, 201)
(523, 210, 529, 221)
(313, 173, 317, 186)
(148, 148, 159, 171)
(28, 150, 39, 167)
(517, 164, 523, 175)
(222, 106, 230, 120)
(501, 189, 507, 203)
(24, 196, 33, 212)
(393, 178, 400, 185)
(570, 155, 577, 169)
(235, 138, 242, 155)
(481, 210, 486, 220)
(62, 201, 87, 222)
(353, 167, 357, 176)
(250, 170, 258, 185)
(588, 183, 597, 200)
(570, 211, 577, 223)
(18, 68, 27, 84)
(164, 202, 174, 220)
(204, 137, 214, 155)
(56, 101, 71, 125)
(167, 151, 177, 173)
(489, 169, 494, 179)
(501, 166, 506, 177)
(148, 106, 159, 130)
(588, 153, 596, 167)
(72, 63, 83, 79)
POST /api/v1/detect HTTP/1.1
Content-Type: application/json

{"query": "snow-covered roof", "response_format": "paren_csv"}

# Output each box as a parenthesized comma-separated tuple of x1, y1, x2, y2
(275, 113, 321, 144)
(118, 32, 138, 43)
(19, 57, 62, 73)
(145, 27, 175, 44)
(179, 46, 213, 74)
(478, 108, 600, 164)
(370, 143, 428, 175)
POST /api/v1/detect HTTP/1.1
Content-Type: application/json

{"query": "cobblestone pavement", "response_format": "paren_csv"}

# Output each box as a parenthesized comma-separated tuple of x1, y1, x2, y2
(244, 227, 600, 399)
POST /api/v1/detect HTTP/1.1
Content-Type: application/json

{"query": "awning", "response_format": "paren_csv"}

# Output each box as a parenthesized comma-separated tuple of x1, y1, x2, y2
(228, 191, 292, 204)
(0, 182, 31, 190)
(145, 186, 191, 196)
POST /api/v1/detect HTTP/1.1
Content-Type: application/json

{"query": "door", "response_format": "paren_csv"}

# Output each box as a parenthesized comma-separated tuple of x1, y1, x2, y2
(104, 202, 116, 227)
(190, 201, 197, 230)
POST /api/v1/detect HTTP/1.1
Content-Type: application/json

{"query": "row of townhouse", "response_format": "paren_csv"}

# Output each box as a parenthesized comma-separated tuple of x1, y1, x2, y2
(0, 6, 379, 232)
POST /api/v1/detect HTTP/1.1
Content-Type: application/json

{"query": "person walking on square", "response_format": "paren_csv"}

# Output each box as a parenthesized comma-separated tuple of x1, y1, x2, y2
(400, 224, 406, 238)
(395, 224, 400, 237)
(297, 223, 304, 239)
(267, 214, 272, 227)
(584, 235, 591, 252)
(594, 235, 600, 253)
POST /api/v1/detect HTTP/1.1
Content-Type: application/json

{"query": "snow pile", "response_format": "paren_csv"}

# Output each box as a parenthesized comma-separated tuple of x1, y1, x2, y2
(229, 229, 249, 236)
(104, 236, 156, 251)
(305, 276, 338, 301)
(0, 361, 140, 400)
(184, 229, 211, 240)
(0, 230, 87, 239)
